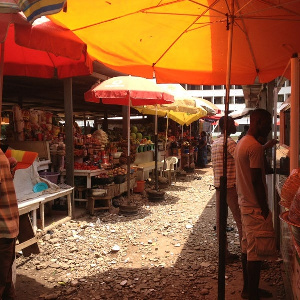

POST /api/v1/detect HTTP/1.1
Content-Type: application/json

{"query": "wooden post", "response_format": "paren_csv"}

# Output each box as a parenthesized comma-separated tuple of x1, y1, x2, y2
(290, 54, 300, 170)
(64, 78, 75, 217)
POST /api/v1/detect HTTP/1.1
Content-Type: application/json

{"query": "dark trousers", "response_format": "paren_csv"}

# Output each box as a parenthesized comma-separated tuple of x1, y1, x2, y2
(0, 238, 16, 300)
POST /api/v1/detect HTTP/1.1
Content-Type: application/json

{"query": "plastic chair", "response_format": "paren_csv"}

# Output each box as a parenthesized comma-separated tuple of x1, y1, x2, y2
(162, 156, 178, 184)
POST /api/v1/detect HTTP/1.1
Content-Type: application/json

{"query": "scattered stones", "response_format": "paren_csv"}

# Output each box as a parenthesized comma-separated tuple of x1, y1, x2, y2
(16, 167, 286, 300)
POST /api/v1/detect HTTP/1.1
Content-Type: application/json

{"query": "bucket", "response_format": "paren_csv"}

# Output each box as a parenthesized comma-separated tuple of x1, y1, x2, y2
(39, 171, 60, 184)
(133, 180, 145, 193)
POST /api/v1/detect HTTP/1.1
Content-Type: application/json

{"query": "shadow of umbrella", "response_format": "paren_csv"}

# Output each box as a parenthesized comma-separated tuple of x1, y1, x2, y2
(84, 75, 174, 205)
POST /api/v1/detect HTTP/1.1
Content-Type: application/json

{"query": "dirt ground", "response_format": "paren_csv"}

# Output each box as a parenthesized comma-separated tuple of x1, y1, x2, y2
(15, 164, 286, 299)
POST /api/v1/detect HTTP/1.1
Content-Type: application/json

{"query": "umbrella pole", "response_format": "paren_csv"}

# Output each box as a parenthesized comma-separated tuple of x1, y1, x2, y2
(155, 105, 158, 191)
(163, 116, 169, 172)
(218, 1, 234, 299)
(127, 99, 131, 201)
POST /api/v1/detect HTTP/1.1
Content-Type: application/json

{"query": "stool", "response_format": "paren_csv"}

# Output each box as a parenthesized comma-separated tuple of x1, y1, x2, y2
(88, 196, 112, 215)
(75, 186, 88, 208)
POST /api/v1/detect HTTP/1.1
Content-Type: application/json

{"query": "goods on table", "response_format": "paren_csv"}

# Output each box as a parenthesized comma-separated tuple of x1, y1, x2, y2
(74, 162, 99, 170)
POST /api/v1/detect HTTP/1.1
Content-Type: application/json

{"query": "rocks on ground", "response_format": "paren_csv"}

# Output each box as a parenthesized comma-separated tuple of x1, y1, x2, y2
(16, 166, 286, 299)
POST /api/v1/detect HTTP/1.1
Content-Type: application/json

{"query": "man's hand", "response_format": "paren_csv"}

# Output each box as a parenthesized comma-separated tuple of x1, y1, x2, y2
(263, 139, 278, 150)
(261, 206, 270, 220)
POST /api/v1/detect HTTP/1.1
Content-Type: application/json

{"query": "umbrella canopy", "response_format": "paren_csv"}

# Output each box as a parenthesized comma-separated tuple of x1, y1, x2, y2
(159, 83, 217, 115)
(134, 82, 208, 125)
(85, 76, 174, 105)
(17, 0, 67, 23)
(4, 22, 92, 78)
(0, 0, 67, 23)
(49, 0, 300, 85)
(135, 105, 206, 126)
(85, 75, 174, 200)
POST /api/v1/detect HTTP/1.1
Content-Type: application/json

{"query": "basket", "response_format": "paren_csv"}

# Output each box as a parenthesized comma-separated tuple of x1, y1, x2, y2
(280, 168, 300, 208)
(114, 174, 126, 184)
(39, 171, 60, 184)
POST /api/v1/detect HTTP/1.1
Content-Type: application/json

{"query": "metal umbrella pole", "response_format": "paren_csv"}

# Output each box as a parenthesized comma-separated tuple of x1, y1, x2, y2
(154, 105, 159, 191)
(218, 0, 234, 298)
(127, 97, 131, 201)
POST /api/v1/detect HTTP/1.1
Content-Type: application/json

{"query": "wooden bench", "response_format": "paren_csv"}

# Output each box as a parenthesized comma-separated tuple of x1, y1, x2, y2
(88, 195, 112, 215)
(133, 151, 163, 180)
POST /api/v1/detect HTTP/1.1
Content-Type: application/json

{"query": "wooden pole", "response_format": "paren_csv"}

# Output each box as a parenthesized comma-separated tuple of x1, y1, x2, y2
(64, 78, 74, 217)
(290, 54, 299, 170)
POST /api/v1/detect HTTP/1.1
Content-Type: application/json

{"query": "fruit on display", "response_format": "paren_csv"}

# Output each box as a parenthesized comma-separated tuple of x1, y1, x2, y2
(96, 171, 114, 178)
(130, 132, 136, 140)
(131, 126, 138, 133)
(74, 162, 98, 170)
(118, 139, 137, 164)
(112, 167, 127, 175)
(136, 132, 143, 141)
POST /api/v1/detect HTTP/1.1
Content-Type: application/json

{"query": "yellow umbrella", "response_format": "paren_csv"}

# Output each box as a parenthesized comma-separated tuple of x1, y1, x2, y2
(158, 83, 217, 115)
(168, 110, 206, 126)
(134, 102, 207, 126)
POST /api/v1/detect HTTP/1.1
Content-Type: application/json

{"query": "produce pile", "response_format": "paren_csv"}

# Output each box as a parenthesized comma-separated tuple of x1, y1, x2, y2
(74, 162, 99, 170)
(130, 125, 153, 145)
(118, 139, 137, 165)
(92, 129, 109, 148)
(92, 167, 127, 186)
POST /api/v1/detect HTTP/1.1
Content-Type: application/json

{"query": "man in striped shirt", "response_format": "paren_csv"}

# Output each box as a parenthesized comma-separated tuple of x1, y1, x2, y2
(211, 116, 242, 261)
(0, 149, 19, 299)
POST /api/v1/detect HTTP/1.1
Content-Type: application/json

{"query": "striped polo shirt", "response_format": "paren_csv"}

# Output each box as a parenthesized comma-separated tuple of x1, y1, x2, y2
(211, 135, 236, 188)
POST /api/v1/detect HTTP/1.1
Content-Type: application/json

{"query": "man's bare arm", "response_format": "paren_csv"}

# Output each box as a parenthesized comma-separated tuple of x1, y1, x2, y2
(250, 168, 269, 219)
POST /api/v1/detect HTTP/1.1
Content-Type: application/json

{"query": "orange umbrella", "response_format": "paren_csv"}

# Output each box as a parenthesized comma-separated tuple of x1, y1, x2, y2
(50, 0, 300, 85)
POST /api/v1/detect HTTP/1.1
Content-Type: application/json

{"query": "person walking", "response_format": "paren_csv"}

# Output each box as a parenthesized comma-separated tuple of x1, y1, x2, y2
(0, 149, 19, 300)
(235, 109, 277, 300)
(211, 116, 242, 262)
(197, 131, 207, 168)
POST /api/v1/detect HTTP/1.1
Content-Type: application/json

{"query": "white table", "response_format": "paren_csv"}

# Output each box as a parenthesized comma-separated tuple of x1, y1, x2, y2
(18, 187, 73, 232)
(61, 169, 106, 203)
(17, 187, 73, 254)
(61, 169, 105, 188)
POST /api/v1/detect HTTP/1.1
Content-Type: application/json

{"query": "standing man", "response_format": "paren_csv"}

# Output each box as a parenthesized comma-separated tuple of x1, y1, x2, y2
(0, 149, 19, 299)
(235, 109, 277, 300)
(212, 116, 242, 262)
(238, 124, 249, 142)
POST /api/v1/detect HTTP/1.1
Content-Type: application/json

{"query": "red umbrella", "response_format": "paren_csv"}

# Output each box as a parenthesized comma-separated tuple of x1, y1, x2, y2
(85, 75, 174, 201)
(4, 23, 92, 78)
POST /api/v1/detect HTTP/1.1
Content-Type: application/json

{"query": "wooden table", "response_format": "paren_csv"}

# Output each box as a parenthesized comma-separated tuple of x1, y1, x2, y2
(61, 169, 105, 189)
(61, 169, 106, 202)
